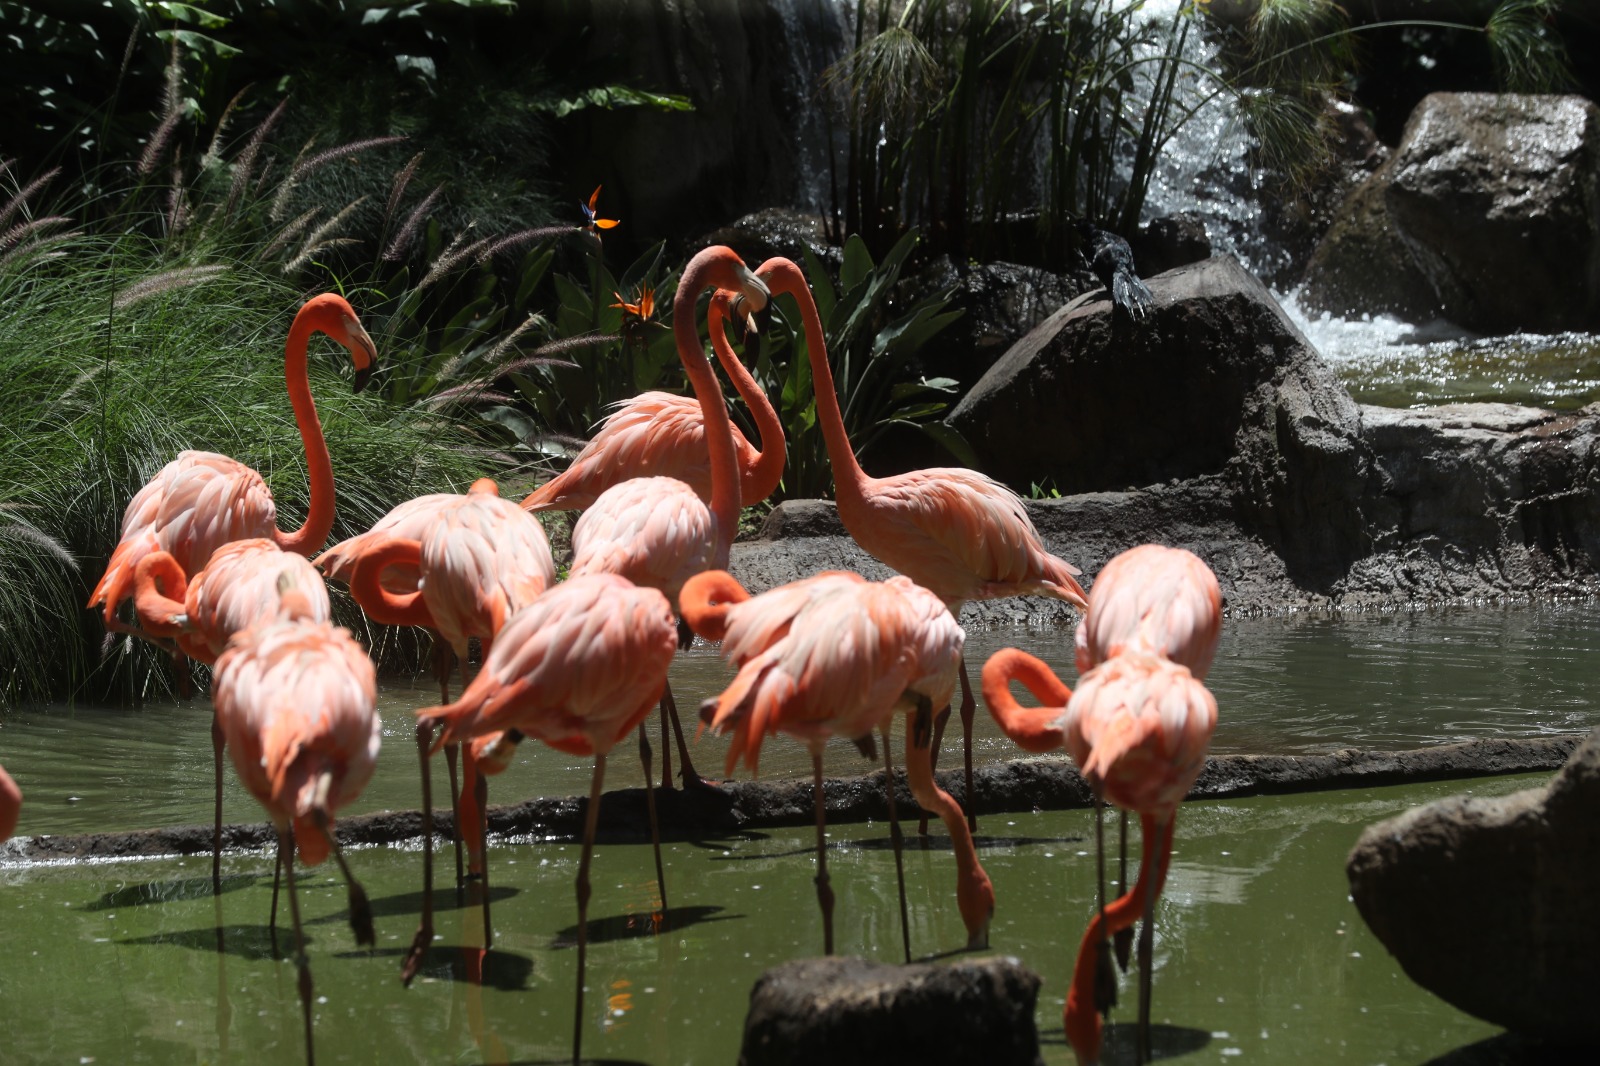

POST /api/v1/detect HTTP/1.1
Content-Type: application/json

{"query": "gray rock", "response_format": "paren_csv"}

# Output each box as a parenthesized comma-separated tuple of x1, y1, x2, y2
(1346, 727, 1600, 1045)
(1386, 93, 1600, 332)
(912, 257, 1088, 389)
(1301, 92, 1600, 331)
(737, 955, 1044, 1066)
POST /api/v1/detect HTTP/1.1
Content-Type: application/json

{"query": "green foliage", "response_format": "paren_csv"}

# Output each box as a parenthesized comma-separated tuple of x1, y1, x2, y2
(752, 230, 969, 500)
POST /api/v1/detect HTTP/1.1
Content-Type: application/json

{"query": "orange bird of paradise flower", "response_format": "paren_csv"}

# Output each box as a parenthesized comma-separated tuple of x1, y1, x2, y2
(582, 185, 620, 234)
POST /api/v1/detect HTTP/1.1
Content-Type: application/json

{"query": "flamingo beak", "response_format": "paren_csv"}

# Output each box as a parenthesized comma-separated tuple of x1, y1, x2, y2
(735, 265, 770, 314)
(345, 322, 379, 393)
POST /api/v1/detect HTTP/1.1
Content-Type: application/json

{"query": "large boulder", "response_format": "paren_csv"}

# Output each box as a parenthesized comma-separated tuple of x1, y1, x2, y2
(947, 254, 1369, 583)
(1301, 93, 1600, 331)
(1346, 727, 1600, 1045)
(738, 955, 1044, 1066)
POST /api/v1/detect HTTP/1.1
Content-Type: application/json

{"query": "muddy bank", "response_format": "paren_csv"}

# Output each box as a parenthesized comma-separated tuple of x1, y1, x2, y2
(5, 735, 1578, 863)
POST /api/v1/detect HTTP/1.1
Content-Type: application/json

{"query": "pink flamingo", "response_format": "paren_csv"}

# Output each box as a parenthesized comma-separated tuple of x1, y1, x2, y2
(132, 538, 332, 892)
(983, 544, 1222, 1066)
(89, 294, 376, 640)
(211, 586, 380, 1066)
(520, 285, 784, 513)
(0, 763, 20, 842)
(695, 570, 993, 959)
(317, 482, 495, 886)
(760, 256, 1088, 832)
(416, 572, 680, 1066)
(345, 477, 555, 981)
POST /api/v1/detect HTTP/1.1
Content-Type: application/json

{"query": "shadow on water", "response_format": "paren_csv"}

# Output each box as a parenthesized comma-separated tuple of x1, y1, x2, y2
(1037, 1023, 1212, 1060)
(83, 872, 258, 910)
(1419, 1031, 1575, 1065)
(358, 944, 536, 990)
(680, 830, 770, 853)
(308, 884, 518, 923)
(118, 923, 304, 961)
(550, 904, 737, 948)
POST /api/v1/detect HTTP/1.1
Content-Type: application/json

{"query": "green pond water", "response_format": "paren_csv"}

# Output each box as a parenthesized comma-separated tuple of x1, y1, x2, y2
(2, 607, 1597, 1063)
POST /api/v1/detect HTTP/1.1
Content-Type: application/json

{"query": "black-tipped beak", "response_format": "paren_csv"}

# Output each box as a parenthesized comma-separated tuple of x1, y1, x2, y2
(352, 364, 372, 394)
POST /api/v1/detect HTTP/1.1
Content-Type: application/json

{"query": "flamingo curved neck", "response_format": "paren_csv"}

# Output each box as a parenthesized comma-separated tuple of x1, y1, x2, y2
(709, 297, 785, 505)
(679, 569, 750, 642)
(981, 648, 1071, 753)
(674, 253, 745, 568)
(132, 553, 189, 638)
(905, 716, 994, 948)
(349, 538, 432, 628)
(764, 259, 868, 503)
(274, 310, 336, 556)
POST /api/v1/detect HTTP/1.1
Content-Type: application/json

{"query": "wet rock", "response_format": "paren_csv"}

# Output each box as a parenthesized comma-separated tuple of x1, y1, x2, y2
(947, 255, 1369, 585)
(1385, 93, 1600, 332)
(1128, 213, 1212, 278)
(1346, 727, 1600, 1044)
(6, 736, 1580, 861)
(738, 955, 1044, 1066)
(911, 257, 1087, 389)
(1301, 93, 1600, 331)
(698, 207, 835, 270)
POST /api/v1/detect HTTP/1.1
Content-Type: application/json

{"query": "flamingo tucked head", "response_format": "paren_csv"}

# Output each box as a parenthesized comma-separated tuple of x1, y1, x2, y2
(299, 292, 379, 393)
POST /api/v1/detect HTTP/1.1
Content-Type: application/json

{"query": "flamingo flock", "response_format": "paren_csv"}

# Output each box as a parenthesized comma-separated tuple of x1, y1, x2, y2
(3, 241, 1230, 1066)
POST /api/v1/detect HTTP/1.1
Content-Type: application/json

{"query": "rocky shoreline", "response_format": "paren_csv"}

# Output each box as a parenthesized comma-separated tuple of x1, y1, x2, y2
(7, 734, 1578, 863)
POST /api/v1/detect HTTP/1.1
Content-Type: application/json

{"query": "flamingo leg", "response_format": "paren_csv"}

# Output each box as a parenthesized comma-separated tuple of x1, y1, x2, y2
(212, 710, 225, 897)
(958, 655, 978, 833)
(315, 813, 374, 947)
(269, 843, 283, 959)
(664, 680, 714, 792)
(1115, 808, 1133, 972)
(812, 752, 835, 955)
(444, 742, 465, 892)
(280, 828, 316, 1066)
(1136, 837, 1158, 1066)
(573, 753, 606, 1066)
(1094, 796, 1117, 1015)
(402, 721, 435, 986)
(639, 722, 669, 914)
(882, 726, 910, 964)
(920, 703, 951, 837)
(474, 763, 492, 950)
(658, 692, 673, 791)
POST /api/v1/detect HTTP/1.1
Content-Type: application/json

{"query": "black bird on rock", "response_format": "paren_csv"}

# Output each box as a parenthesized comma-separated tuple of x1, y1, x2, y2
(1075, 219, 1154, 321)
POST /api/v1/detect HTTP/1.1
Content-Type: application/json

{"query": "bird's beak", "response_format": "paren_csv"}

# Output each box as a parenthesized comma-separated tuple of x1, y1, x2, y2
(735, 265, 770, 314)
(345, 322, 379, 394)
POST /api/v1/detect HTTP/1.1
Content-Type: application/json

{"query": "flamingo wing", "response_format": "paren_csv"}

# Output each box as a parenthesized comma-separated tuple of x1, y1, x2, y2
(315, 490, 467, 589)
(1076, 544, 1222, 678)
(186, 539, 332, 662)
(845, 467, 1084, 607)
(422, 490, 556, 652)
(567, 476, 716, 607)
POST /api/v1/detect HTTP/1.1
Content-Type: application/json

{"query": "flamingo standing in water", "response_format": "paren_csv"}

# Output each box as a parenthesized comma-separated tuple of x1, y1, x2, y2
(318, 483, 499, 886)
(211, 585, 380, 1066)
(982, 544, 1222, 1066)
(0, 764, 20, 841)
(89, 294, 376, 640)
(345, 478, 556, 981)
(417, 573, 680, 1066)
(132, 539, 332, 892)
(758, 256, 1088, 832)
(526, 285, 777, 792)
(691, 569, 993, 959)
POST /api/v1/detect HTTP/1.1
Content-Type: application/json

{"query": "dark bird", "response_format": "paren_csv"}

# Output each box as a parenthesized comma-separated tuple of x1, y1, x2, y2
(1076, 219, 1154, 321)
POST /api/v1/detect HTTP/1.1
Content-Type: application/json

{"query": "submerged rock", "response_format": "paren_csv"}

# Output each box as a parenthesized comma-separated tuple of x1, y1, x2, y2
(738, 955, 1043, 1066)
(1346, 727, 1600, 1045)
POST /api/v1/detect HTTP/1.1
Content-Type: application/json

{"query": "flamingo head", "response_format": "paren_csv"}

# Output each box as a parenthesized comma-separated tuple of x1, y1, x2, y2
(686, 246, 769, 316)
(960, 863, 996, 951)
(302, 292, 378, 393)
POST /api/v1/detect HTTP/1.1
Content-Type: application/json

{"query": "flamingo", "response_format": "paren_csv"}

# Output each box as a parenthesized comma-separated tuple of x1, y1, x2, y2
(317, 482, 496, 887)
(520, 284, 784, 513)
(695, 570, 993, 958)
(530, 284, 774, 793)
(416, 572, 680, 1066)
(89, 293, 376, 641)
(131, 539, 332, 893)
(499, 252, 771, 798)
(211, 585, 380, 1066)
(0, 763, 20, 841)
(345, 477, 556, 981)
(759, 256, 1088, 832)
(983, 546, 1221, 1066)
(1071, 542, 1222, 969)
